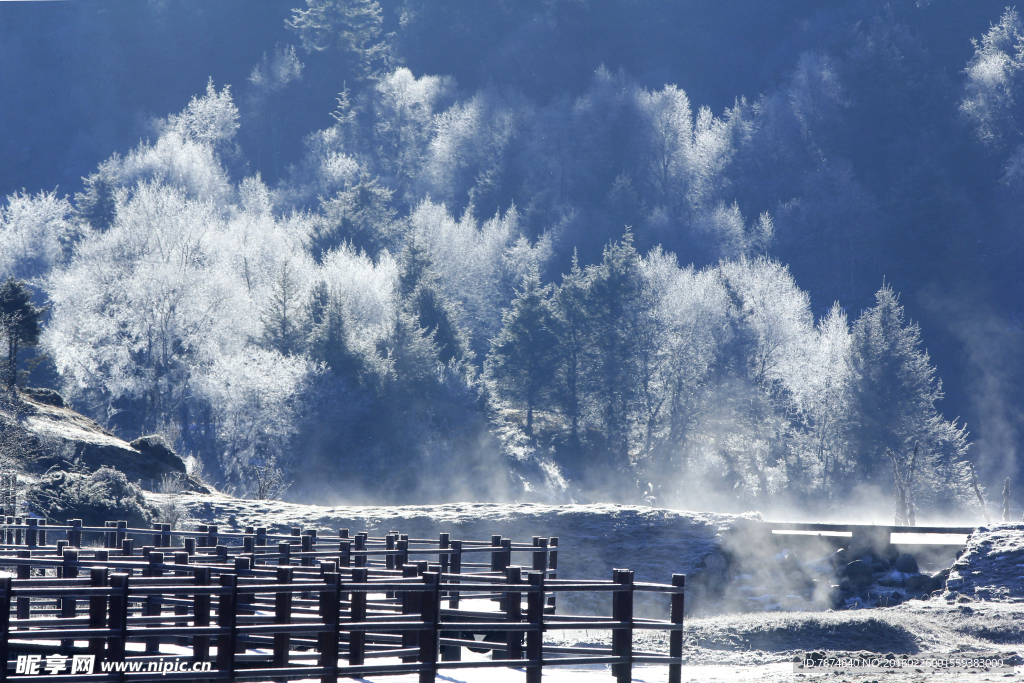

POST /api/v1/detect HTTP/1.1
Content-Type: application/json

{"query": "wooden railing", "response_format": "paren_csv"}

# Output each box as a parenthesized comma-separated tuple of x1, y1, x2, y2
(0, 519, 687, 682)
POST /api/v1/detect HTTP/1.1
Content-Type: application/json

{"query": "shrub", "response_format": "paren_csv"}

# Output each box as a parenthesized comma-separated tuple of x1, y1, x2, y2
(26, 465, 154, 528)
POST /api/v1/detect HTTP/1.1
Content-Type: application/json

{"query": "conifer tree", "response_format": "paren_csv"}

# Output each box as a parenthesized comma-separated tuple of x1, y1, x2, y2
(552, 251, 588, 445)
(585, 232, 643, 465)
(307, 284, 365, 386)
(487, 268, 558, 436)
(0, 278, 44, 389)
(398, 237, 473, 367)
(261, 263, 306, 356)
(849, 285, 950, 495)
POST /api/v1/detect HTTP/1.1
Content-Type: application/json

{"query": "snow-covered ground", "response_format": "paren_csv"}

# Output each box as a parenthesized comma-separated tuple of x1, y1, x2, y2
(166, 493, 751, 617)
(154, 494, 1024, 681)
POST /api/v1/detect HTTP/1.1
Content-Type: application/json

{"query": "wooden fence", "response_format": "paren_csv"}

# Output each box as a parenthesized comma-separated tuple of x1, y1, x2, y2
(0, 519, 686, 683)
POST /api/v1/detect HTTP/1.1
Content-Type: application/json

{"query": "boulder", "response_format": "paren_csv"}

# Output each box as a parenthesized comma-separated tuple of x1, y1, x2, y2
(845, 559, 874, 589)
(894, 553, 918, 573)
(905, 574, 930, 591)
(19, 387, 67, 408)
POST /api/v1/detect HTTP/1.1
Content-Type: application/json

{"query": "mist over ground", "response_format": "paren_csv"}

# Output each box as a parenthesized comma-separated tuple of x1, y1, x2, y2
(1, 1, 1023, 524)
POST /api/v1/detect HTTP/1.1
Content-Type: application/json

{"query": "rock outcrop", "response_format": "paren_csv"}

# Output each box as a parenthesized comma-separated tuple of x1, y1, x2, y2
(4, 388, 193, 490)
(945, 524, 1024, 601)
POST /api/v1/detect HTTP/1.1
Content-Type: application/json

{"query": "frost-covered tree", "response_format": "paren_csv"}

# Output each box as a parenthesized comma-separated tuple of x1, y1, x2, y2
(0, 191, 79, 280)
(408, 200, 549, 358)
(0, 278, 45, 389)
(260, 262, 308, 356)
(486, 269, 558, 436)
(961, 9, 1024, 146)
(287, 0, 389, 82)
(849, 285, 970, 508)
(802, 303, 855, 499)
(583, 232, 645, 469)
(197, 347, 315, 494)
(551, 253, 588, 446)
(313, 171, 401, 258)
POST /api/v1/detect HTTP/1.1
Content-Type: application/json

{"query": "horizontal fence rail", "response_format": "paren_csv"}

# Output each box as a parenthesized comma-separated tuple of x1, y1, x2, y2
(0, 519, 687, 683)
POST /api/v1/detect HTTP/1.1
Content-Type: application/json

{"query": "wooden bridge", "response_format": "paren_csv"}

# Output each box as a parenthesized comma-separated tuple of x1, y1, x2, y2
(0, 518, 687, 682)
(723, 519, 976, 570)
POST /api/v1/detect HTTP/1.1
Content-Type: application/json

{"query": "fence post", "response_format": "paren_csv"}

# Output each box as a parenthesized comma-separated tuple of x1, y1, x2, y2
(402, 565, 420, 660)
(16, 550, 29, 620)
(255, 527, 267, 565)
(273, 565, 293, 668)
(506, 565, 523, 660)
(37, 520, 46, 547)
(107, 573, 130, 663)
(185, 537, 196, 555)
(26, 518, 37, 548)
(197, 525, 209, 548)
(439, 533, 450, 576)
(116, 521, 127, 547)
(279, 541, 291, 566)
(0, 574, 11, 683)
(161, 523, 172, 548)
(396, 538, 408, 570)
(152, 522, 162, 548)
(386, 534, 396, 570)
(69, 519, 83, 548)
(490, 535, 502, 571)
(418, 571, 440, 683)
(547, 538, 558, 613)
(122, 537, 134, 557)
(61, 548, 79, 653)
(526, 571, 544, 683)
(5, 516, 12, 545)
(146, 552, 164, 653)
(611, 569, 634, 683)
(339, 540, 350, 568)
(354, 534, 366, 568)
(533, 538, 548, 573)
(318, 572, 341, 683)
(207, 525, 218, 548)
(216, 573, 238, 681)
(449, 540, 462, 609)
(235, 557, 253, 634)
(301, 534, 313, 567)
(349, 567, 367, 666)
(193, 566, 211, 663)
(174, 552, 190, 645)
(88, 566, 108, 658)
(668, 574, 685, 683)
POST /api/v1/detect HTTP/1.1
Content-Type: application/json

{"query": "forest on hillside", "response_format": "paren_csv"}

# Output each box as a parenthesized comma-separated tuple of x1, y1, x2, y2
(2, 0, 1023, 517)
